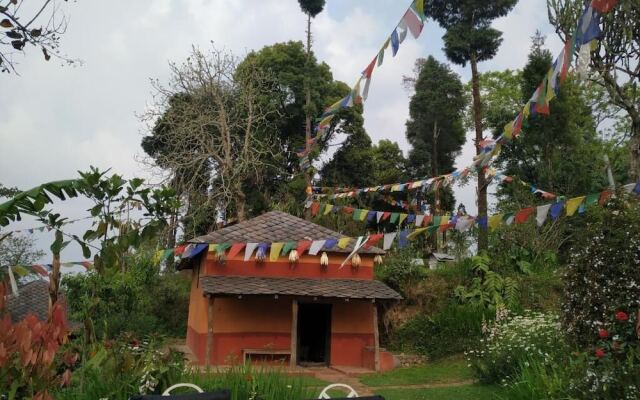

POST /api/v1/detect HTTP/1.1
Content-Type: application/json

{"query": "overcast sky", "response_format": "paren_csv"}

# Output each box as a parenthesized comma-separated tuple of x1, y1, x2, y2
(0, 0, 562, 262)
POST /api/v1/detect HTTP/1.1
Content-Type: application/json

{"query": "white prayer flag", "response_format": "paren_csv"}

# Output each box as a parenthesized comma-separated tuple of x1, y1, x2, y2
(244, 243, 259, 261)
(536, 204, 551, 227)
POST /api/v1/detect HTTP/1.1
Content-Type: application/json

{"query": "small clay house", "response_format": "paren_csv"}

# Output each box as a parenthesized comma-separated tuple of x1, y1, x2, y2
(181, 211, 401, 371)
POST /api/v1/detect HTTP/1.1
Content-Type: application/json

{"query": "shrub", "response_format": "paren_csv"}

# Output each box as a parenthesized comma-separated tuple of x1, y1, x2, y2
(0, 284, 76, 400)
(468, 309, 566, 384)
(567, 309, 640, 399)
(453, 253, 519, 309)
(375, 246, 428, 293)
(562, 194, 640, 346)
(64, 253, 190, 339)
(391, 303, 490, 359)
(55, 334, 185, 400)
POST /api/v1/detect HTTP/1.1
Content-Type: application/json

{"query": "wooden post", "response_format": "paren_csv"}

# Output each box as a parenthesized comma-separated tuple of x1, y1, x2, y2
(290, 299, 298, 368)
(372, 302, 380, 371)
(206, 295, 214, 367)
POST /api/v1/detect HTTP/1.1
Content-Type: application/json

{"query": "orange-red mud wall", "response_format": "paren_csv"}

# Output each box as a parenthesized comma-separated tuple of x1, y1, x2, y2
(186, 255, 379, 368)
(203, 252, 376, 280)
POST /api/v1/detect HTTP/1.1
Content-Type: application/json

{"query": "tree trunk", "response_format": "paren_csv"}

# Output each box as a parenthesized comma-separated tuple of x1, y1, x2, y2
(235, 184, 247, 222)
(304, 13, 313, 189)
(630, 122, 640, 182)
(431, 121, 440, 252)
(470, 53, 488, 252)
(49, 230, 63, 310)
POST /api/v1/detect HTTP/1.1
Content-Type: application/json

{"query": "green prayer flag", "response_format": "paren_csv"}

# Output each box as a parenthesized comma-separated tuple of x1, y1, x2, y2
(427, 225, 439, 235)
(585, 193, 599, 207)
(216, 243, 232, 253)
(390, 212, 400, 224)
(282, 241, 296, 256)
(352, 209, 362, 221)
(432, 215, 442, 226)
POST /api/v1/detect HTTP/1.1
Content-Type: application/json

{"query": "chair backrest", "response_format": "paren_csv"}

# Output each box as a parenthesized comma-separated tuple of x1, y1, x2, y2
(318, 383, 359, 398)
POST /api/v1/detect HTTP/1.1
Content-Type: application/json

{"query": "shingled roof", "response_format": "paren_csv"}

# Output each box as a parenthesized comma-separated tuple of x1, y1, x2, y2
(200, 275, 402, 300)
(190, 211, 384, 255)
(5, 279, 51, 322)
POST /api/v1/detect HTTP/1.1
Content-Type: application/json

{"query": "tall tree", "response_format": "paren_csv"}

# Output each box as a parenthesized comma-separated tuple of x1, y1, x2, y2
(495, 35, 613, 203)
(371, 140, 409, 184)
(141, 45, 281, 225)
(406, 56, 467, 214)
(425, 0, 518, 251)
(0, 234, 45, 268)
(298, 0, 326, 184)
(0, 0, 77, 73)
(320, 106, 377, 188)
(548, 0, 640, 180)
(237, 42, 356, 213)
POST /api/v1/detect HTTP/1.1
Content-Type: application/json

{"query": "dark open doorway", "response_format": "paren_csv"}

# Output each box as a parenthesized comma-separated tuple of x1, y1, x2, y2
(297, 303, 332, 366)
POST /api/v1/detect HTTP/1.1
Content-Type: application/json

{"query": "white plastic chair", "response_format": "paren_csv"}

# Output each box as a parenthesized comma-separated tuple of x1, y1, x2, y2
(318, 383, 359, 398)
(162, 383, 204, 396)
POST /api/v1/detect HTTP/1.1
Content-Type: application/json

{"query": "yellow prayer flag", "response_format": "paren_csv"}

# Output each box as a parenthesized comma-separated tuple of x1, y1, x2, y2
(440, 216, 450, 226)
(154, 250, 164, 263)
(503, 121, 514, 139)
(338, 237, 351, 249)
(391, 184, 401, 192)
(359, 209, 369, 221)
(489, 214, 503, 230)
(522, 101, 531, 117)
(270, 242, 284, 261)
(208, 244, 217, 253)
(323, 204, 333, 215)
(399, 213, 408, 225)
(565, 196, 585, 216)
(407, 228, 428, 240)
(414, 0, 424, 17)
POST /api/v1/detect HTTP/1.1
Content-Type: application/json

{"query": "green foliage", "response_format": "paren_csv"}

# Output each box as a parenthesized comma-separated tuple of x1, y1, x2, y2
(465, 69, 522, 131)
(180, 364, 316, 400)
(391, 304, 490, 359)
(454, 253, 518, 309)
(297, 0, 325, 17)
(562, 193, 640, 346)
(64, 252, 190, 339)
(371, 139, 409, 184)
(0, 183, 19, 199)
(468, 310, 567, 384)
(360, 357, 473, 386)
(55, 334, 185, 399)
(375, 246, 427, 293)
(405, 56, 467, 178)
(425, 0, 518, 66)
(0, 233, 45, 268)
(374, 384, 505, 400)
(496, 36, 613, 199)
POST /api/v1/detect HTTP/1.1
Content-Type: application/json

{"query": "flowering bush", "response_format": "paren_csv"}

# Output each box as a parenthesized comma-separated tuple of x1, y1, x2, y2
(0, 282, 76, 400)
(567, 309, 640, 399)
(467, 308, 566, 384)
(562, 194, 640, 346)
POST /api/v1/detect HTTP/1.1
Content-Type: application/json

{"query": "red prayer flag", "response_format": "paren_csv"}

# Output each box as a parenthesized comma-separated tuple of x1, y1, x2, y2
(343, 207, 354, 214)
(599, 190, 612, 205)
(363, 57, 376, 78)
(403, 8, 423, 38)
(32, 265, 49, 277)
(591, 0, 618, 13)
(174, 245, 186, 256)
(227, 243, 246, 259)
(296, 240, 312, 255)
(515, 207, 535, 224)
(310, 202, 321, 216)
(382, 211, 392, 221)
(423, 215, 432, 225)
(364, 233, 384, 248)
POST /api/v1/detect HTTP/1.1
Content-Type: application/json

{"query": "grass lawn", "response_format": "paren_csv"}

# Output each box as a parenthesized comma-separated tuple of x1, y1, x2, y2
(360, 356, 473, 387)
(374, 384, 505, 400)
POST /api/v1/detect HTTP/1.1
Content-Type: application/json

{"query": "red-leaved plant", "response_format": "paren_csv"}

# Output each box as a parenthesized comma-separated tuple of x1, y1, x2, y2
(0, 282, 76, 400)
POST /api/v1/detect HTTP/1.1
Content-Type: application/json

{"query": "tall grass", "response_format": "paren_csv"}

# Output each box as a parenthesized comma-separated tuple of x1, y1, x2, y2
(180, 364, 317, 400)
